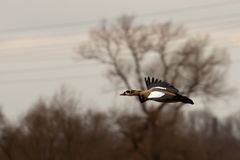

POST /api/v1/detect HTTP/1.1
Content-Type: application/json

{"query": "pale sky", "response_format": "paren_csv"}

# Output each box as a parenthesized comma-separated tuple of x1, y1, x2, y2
(0, 0, 240, 121)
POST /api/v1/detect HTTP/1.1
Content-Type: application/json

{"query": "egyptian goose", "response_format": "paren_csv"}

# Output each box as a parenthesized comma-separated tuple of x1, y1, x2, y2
(120, 77, 194, 104)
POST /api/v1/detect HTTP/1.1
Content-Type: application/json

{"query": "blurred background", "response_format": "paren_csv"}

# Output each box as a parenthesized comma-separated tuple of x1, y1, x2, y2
(0, 0, 240, 159)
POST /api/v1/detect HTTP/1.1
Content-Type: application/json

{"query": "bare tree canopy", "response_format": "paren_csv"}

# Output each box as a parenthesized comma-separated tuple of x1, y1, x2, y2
(78, 15, 230, 108)
(78, 16, 231, 160)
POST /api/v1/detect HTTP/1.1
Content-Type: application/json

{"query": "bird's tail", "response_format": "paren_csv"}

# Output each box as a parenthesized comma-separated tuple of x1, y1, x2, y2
(177, 94, 194, 105)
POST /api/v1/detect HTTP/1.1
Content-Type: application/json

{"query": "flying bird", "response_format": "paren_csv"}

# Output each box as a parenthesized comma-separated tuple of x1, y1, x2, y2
(120, 77, 194, 104)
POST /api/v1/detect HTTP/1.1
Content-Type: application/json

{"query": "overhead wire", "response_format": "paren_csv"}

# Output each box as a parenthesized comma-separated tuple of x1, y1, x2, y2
(138, 0, 240, 17)
(0, 0, 238, 46)
(0, 62, 100, 75)
(0, 0, 239, 35)
(0, 0, 240, 84)
(0, 74, 102, 85)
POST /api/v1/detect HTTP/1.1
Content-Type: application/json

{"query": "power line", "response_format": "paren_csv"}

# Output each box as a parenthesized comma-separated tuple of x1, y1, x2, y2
(0, 20, 95, 35)
(0, 35, 237, 66)
(0, 28, 88, 43)
(0, 43, 78, 61)
(0, 1, 238, 51)
(139, 0, 240, 17)
(0, 62, 100, 75)
(176, 12, 240, 25)
(0, 41, 77, 52)
(188, 19, 240, 30)
(0, 0, 239, 35)
(0, 56, 76, 65)
(1, 58, 240, 85)
(0, 73, 102, 85)
(0, 12, 238, 55)
(0, 1, 238, 75)
(0, 53, 70, 61)
(207, 21, 240, 30)
(0, 15, 238, 54)
(0, 53, 77, 64)
(1, 56, 240, 77)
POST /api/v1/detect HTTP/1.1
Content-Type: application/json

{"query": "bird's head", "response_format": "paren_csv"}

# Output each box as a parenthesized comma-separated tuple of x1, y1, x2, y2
(120, 89, 141, 96)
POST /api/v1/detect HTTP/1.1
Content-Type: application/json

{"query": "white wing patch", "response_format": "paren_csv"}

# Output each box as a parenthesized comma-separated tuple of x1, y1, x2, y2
(154, 86, 167, 90)
(148, 91, 165, 98)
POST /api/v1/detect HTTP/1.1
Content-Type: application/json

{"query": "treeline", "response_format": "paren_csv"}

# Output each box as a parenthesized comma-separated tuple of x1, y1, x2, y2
(0, 94, 240, 160)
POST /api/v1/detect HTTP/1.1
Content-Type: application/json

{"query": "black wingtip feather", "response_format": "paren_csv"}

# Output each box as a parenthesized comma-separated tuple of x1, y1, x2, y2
(144, 77, 179, 93)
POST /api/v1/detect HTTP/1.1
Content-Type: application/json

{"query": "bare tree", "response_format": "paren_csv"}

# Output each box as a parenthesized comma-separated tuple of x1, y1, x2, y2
(78, 15, 230, 160)
(78, 15, 229, 111)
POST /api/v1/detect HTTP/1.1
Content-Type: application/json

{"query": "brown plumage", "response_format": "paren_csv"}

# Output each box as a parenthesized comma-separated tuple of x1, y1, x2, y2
(120, 77, 194, 104)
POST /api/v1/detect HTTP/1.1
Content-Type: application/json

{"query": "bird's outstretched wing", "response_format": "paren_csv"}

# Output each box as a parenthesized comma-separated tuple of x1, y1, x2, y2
(144, 77, 179, 93)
